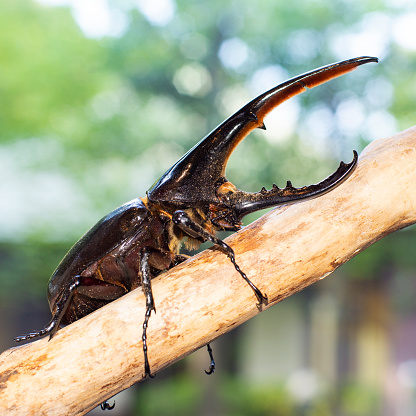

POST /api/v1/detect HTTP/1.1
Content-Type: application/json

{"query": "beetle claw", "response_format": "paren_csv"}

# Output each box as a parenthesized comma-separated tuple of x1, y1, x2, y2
(144, 362, 155, 379)
(100, 400, 115, 410)
(204, 344, 215, 375)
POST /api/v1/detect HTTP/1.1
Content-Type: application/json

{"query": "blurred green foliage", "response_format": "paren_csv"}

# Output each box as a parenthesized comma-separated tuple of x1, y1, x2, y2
(134, 375, 203, 415)
(0, 0, 106, 142)
(133, 373, 384, 416)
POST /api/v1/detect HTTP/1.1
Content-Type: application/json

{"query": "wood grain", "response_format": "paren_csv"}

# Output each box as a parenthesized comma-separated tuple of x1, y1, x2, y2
(1, 126, 416, 415)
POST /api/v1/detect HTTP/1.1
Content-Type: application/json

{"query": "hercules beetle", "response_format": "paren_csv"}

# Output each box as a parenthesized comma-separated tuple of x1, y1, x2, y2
(16, 56, 378, 381)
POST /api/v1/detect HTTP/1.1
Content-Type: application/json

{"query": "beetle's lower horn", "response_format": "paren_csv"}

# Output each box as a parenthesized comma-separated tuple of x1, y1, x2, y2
(228, 151, 358, 220)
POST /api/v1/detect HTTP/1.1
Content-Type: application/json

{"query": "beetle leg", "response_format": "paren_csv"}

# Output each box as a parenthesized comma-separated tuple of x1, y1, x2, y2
(15, 276, 81, 342)
(172, 210, 268, 307)
(172, 253, 190, 266)
(173, 249, 216, 375)
(100, 400, 115, 410)
(204, 343, 216, 375)
(140, 247, 156, 378)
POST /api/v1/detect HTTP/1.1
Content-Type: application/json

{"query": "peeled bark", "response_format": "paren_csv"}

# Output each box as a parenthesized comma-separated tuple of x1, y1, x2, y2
(1, 126, 416, 415)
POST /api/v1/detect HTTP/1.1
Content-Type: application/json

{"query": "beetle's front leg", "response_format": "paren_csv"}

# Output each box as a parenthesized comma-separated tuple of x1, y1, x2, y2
(140, 247, 156, 378)
(172, 210, 268, 306)
(15, 276, 81, 342)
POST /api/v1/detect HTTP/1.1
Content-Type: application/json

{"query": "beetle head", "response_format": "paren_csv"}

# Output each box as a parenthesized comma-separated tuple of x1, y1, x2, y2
(147, 57, 377, 230)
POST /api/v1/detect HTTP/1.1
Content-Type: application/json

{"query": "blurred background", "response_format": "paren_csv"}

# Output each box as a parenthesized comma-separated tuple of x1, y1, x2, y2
(1, 0, 416, 414)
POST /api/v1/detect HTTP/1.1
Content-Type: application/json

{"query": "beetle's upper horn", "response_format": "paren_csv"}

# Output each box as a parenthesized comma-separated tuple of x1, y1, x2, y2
(147, 56, 378, 206)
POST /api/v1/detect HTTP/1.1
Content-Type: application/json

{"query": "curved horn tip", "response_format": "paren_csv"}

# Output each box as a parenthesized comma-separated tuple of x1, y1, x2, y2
(340, 150, 358, 168)
(356, 56, 378, 63)
(352, 149, 358, 162)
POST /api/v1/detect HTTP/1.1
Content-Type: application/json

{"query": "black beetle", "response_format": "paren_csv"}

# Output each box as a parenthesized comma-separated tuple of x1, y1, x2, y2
(16, 56, 377, 379)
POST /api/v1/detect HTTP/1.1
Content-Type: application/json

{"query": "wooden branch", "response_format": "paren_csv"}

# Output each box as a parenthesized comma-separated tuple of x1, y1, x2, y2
(1, 126, 416, 415)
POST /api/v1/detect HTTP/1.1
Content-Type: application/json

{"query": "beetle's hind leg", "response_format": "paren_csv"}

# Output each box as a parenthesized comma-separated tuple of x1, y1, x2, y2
(140, 248, 156, 378)
(172, 210, 268, 307)
(15, 277, 81, 342)
(205, 343, 215, 375)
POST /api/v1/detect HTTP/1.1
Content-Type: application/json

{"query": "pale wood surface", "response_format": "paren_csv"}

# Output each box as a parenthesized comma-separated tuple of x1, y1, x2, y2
(1, 126, 416, 415)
